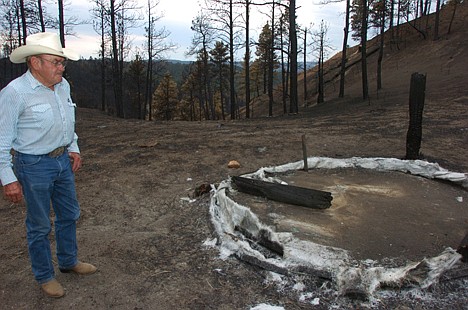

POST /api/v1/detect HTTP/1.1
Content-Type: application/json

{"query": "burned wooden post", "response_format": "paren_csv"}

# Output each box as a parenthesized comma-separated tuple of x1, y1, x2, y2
(302, 134, 308, 171)
(405, 72, 426, 160)
(231, 176, 332, 209)
(457, 232, 468, 263)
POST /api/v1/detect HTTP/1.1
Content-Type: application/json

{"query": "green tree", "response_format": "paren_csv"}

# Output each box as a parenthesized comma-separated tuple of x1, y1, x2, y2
(152, 73, 179, 120)
(210, 41, 230, 120)
(255, 23, 273, 96)
(179, 72, 199, 121)
(255, 21, 280, 116)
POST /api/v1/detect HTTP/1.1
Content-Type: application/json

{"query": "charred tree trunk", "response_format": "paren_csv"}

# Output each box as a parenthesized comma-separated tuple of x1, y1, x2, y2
(110, 0, 123, 118)
(19, 0, 27, 45)
(317, 26, 325, 104)
(405, 73, 426, 160)
(289, 0, 298, 114)
(303, 27, 308, 106)
(58, 0, 65, 47)
(229, 0, 237, 119)
(339, 0, 350, 98)
(433, 0, 441, 41)
(280, 17, 287, 115)
(361, 0, 369, 100)
(100, 13, 106, 113)
(377, 1, 386, 91)
(447, 1, 458, 34)
(38, 0, 45, 32)
(268, 1, 275, 117)
(244, 0, 251, 119)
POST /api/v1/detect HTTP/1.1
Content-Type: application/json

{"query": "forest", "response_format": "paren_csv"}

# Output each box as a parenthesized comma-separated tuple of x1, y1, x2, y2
(0, 0, 463, 121)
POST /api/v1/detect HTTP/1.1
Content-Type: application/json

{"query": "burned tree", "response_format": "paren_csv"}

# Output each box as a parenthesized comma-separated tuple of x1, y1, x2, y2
(405, 72, 426, 160)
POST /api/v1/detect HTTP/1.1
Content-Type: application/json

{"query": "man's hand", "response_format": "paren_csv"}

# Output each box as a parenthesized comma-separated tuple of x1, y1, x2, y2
(69, 152, 82, 172)
(3, 181, 23, 204)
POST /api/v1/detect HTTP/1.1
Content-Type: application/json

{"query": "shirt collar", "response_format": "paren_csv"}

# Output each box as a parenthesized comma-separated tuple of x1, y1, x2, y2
(25, 69, 63, 90)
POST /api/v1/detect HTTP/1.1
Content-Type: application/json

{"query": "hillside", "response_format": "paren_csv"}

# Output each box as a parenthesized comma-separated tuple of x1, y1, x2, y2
(250, 0, 468, 118)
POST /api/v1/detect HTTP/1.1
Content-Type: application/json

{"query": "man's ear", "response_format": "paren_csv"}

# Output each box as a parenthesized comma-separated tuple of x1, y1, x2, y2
(29, 56, 41, 70)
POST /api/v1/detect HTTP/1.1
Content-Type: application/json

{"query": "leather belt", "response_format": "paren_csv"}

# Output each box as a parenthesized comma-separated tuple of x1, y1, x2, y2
(10, 146, 67, 157)
(48, 146, 67, 157)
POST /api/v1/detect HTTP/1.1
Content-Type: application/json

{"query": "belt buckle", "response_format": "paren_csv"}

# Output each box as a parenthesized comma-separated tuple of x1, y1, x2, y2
(49, 146, 65, 157)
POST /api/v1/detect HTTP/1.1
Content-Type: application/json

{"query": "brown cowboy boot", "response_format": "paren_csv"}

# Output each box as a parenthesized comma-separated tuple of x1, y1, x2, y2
(60, 262, 97, 275)
(41, 279, 65, 298)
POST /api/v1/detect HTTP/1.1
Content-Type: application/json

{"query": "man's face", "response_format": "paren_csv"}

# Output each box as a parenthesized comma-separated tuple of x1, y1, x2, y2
(30, 54, 67, 88)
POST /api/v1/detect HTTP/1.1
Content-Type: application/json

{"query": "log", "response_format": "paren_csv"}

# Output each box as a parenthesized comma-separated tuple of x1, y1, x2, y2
(457, 232, 468, 263)
(231, 176, 332, 209)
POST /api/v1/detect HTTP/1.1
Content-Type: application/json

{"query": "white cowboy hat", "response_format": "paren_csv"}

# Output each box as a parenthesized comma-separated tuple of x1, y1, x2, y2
(10, 32, 80, 63)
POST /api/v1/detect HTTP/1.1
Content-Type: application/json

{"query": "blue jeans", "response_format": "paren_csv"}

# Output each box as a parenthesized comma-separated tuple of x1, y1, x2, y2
(14, 151, 80, 284)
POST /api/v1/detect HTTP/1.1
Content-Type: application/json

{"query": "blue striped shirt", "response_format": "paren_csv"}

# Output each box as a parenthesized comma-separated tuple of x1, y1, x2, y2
(0, 70, 79, 186)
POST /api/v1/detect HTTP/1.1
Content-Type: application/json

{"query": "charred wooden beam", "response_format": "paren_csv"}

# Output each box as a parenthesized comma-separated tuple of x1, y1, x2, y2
(231, 176, 332, 209)
(235, 225, 284, 257)
(235, 253, 289, 276)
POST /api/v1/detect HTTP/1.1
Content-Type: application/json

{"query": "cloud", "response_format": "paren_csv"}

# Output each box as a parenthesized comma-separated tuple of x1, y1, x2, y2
(64, 0, 350, 61)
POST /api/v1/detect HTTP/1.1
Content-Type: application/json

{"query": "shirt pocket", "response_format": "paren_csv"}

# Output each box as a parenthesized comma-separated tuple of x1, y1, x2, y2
(66, 99, 76, 123)
(29, 103, 54, 130)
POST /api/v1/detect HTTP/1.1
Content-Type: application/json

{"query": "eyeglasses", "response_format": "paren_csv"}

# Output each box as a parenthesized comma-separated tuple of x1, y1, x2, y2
(39, 57, 68, 68)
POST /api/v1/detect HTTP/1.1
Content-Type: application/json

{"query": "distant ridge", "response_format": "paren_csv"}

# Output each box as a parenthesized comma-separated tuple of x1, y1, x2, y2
(165, 59, 316, 70)
(165, 59, 194, 64)
(246, 1, 468, 117)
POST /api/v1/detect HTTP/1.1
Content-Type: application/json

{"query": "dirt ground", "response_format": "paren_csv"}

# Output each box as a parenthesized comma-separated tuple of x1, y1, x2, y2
(1, 95, 467, 309)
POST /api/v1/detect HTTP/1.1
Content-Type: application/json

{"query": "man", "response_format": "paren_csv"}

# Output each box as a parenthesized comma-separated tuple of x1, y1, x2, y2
(0, 32, 97, 298)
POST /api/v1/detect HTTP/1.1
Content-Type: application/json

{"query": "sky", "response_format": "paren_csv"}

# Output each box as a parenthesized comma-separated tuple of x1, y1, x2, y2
(61, 0, 351, 61)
